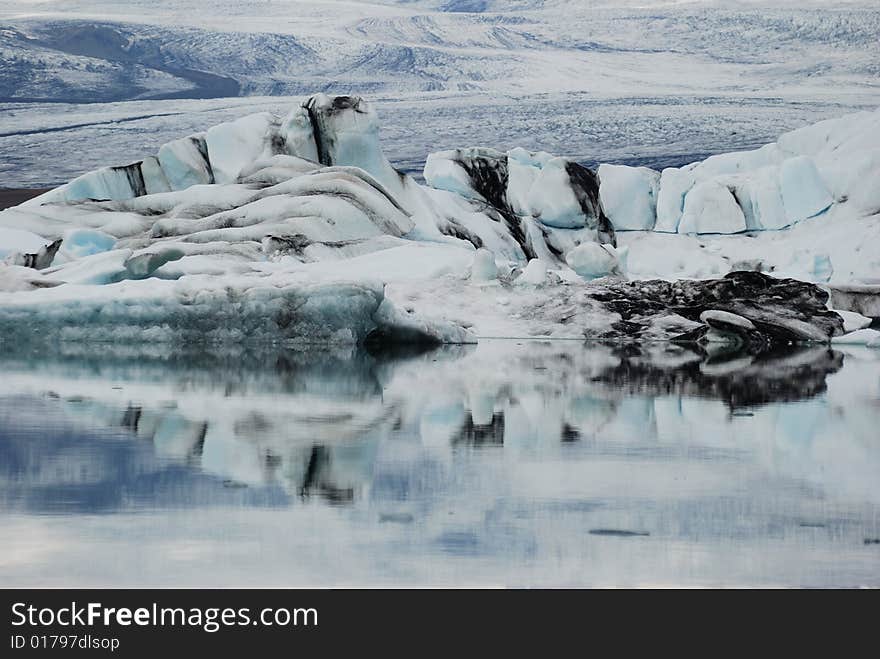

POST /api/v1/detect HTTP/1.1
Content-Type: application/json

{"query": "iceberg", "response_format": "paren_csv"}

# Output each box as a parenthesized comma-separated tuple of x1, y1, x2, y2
(0, 94, 877, 347)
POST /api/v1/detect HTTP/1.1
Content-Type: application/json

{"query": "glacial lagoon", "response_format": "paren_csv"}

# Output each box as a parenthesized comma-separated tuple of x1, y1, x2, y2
(0, 340, 877, 587)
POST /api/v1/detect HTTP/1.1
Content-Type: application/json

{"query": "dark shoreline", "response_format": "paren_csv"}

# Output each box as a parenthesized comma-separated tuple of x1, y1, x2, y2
(0, 188, 51, 210)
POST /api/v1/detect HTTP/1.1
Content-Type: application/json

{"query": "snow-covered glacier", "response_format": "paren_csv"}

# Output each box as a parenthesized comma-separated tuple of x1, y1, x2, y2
(1, 94, 878, 348)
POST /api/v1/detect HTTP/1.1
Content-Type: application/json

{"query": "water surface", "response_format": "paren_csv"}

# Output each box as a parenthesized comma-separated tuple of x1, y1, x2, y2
(0, 341, 877, 587)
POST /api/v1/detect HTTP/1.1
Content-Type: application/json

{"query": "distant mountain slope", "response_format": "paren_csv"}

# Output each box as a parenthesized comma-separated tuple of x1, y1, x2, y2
(1, 2, 878, 102)
(1, 1, 877, 187)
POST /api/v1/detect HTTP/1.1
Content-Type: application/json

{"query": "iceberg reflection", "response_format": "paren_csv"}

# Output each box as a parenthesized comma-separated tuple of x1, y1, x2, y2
(0, 341, 877, 586)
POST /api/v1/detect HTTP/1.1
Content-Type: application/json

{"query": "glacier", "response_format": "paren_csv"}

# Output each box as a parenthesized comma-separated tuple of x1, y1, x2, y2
(0, 93, 878, 347)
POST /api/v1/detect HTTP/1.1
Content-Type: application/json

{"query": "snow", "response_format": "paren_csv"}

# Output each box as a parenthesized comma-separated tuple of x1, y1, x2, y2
(597, 164, 660, 231)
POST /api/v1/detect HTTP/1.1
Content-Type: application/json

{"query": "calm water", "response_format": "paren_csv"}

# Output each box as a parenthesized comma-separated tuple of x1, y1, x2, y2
(0, 340, 878, 587)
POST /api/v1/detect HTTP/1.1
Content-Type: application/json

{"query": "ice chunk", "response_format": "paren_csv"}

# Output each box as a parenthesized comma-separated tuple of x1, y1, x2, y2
(506, 147, 551, 215)
(732, 169, 788, 231)
(422, 146, 608, 261)
(140, 156, 172, 196)
(0, 274, 471, 347)
(678, 181, 747, 235)
(831, 328, 880, 347)
(0, 264, 62, 292)
(157, 135, 214, 191)
(206, 112, 277, 185)
(597, 164, 660, 231)
(693, 143, 782, 179)
(700, 309, 756, 330)
(782, 249, 834, 283)
(423, 150, 478, 200)
(470, 248, 498, 282)
(61, 164, 144, 202)
(303, 94, 401, 193)
(780, 156, 833, 224)
(527, 157, 588, 229)
(829, 285, 880, 318)
(371, 299, 475, 346)
(3, 97, 877, 349)
(61, 229, 116, 259)
(2, 234, 61, 269)
(416, 186, 529, 262)
(0, 276, 383, 345)
(835, 310, 872, 333)
(43, 249, 132, 285)
(515, 259, 548, 286)
(654, 166, 695, 233)
(818, 149, 880, 215)
(280, 106, 319, 163)
(423, 147, 508, 206)
(149, 168, 414, 246)
(565, 242, 625, 279)
(124, 248, 186, 279)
